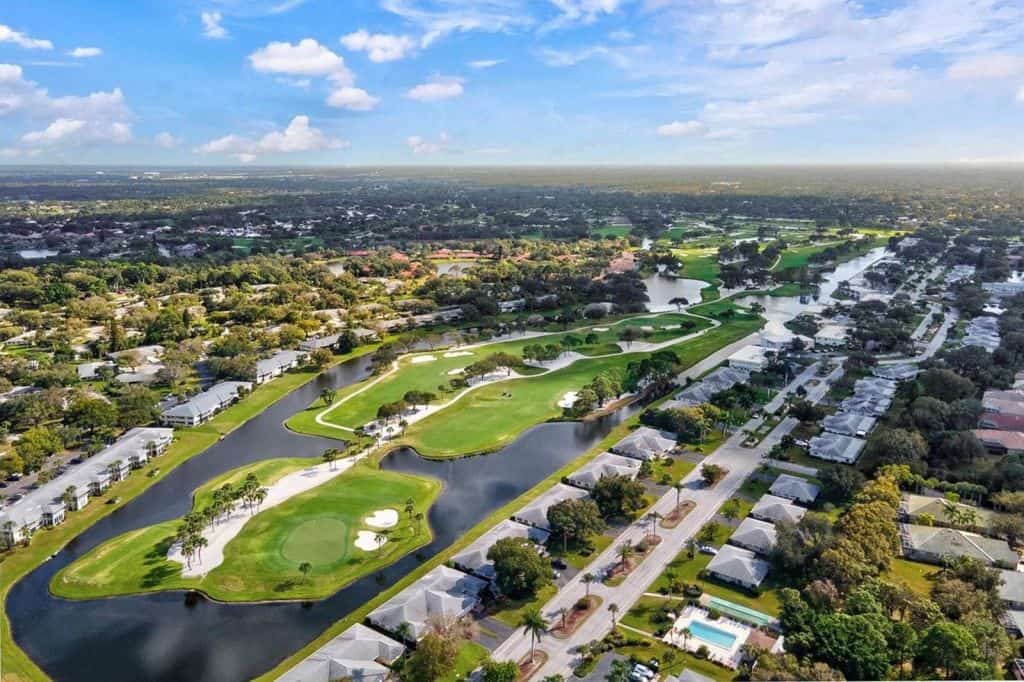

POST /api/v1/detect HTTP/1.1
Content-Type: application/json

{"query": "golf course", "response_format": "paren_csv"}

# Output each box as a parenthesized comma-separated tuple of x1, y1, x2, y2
(51, 458, 440, 602)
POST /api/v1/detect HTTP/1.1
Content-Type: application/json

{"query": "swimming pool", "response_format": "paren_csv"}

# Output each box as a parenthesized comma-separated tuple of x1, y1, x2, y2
(689, 620, 738, 649)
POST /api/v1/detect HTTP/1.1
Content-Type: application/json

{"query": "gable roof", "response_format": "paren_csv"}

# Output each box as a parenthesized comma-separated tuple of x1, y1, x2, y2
(902, 524, 1018, 567)
(512, 483, 590, 530)
(278, 623, 405, 682)
(872, 363, 920, 381)
(567, 452, 641, 489)
(161, 381, 251, 420)
(999, 569, 1024, 605)
(822, 411, 878, 437)
(808, 432, 866, 464)
(729, 517, 778, 555)
(450, 520, 549, 581)
(367, 566, 488, 639)
(611, 427, 676, 460)
(902, 494, 994, 527)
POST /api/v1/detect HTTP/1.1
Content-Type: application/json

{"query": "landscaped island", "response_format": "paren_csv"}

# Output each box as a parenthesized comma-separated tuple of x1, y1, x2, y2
(51, 457, 440, 601)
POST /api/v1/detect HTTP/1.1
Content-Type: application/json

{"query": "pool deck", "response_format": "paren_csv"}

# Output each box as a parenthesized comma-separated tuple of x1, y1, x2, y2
(662, 606, 750, 669)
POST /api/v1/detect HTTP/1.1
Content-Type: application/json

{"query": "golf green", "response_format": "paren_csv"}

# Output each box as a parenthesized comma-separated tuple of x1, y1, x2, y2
(280, 518, 349, 564)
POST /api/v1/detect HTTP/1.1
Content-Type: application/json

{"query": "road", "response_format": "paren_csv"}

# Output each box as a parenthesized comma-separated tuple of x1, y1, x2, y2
(489, 361, 840, 677)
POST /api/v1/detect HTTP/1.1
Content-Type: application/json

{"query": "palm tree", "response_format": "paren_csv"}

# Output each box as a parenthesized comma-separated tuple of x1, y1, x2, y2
(62, 485, 77, 509)
(395, 621, 414, 643)
(665, 569, 677, 599)
(520, 608, 547, 663)
(414, 512, 424, 534)
(374, 531, 388, 551)
(582, 572, 596, 599)
(322, 448, 340, 471)
(617, 541, 634, 570)
(673, 482, 684, 509)
(405, 497, 415, 518)
(556, 606, 569, 631)
(680, 626, 692, 651)
(252, 487, 267, 512)
(646, 511, 662, 540)
(320, 387, 337, 406)
(193, 535, 208, 563)
(686, 537, 698, 559)
(299, 561, 312, 581)
(608, 603, 620, 629)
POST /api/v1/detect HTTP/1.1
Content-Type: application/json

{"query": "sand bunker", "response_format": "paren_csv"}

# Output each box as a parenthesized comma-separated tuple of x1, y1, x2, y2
(641, 326, 655, 332)
(592, 327, 609, 332)
(443, 350, 474, 358)
(558, 391, 579, 408)
(365, 509, 399, 529)
(447, 368, 465, 375)
(354, 530, 386, 551)
(410, 355, 436, 364)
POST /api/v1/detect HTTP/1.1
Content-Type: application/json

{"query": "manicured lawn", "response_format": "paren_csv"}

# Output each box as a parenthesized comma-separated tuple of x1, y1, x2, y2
(491, 583, 559, 628)
(647, 455, 697, 485)
(612, 630, 731, 681)
(548, 533, 614, 571)
(882, 558, 939, 597)
(591, 225, 632, 238)
(651, 549, 781, 616)
(315, 312, 708, 431)
(622, 594, 682, 633)
(0, 351, 383, 682)
(52, 461, 441, 601)
(676, 250, 721, 285)
(442, 640, 490, 681)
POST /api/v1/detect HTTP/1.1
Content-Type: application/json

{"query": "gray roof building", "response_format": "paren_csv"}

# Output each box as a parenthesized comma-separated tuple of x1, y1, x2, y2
(901, 524, 1019, 569)
(768, 474, 820, 504)
(367, 566, 488, 640)
(808, 432, 866, 464)
(565, 452, 641, 490)
(728, 517, 778, 555)
(511, 484, 590, 530)
(840, 393, 892, 417)
(822, 411, 877, 438)
(999, 569, 1024, 608)
(750, 494, 807, 525)
(277, 623, 405, 682)
(611, 427, 676, 461)
(160, 381, 252, 426)
(706, 545, 771, 589)
(872, 363, 920, 382)
(450, 520, 549, 581)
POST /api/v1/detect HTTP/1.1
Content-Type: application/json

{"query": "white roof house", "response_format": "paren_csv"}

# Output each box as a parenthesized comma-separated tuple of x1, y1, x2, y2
(255, 350, 307, 384)
(728, 345, 768, 372)
(839, 394, 892, 417)
(367, 566, 488, 640)
(0, 427, 173, 545)
(277, 623, 405, 682)
(768, 474, 820, 504)
(706, 545, 770, 589)
(872, 363, 920, 382)
(298, 334, 340, 352)
(160, 381, 252, 427)
(808, 432, 866, 464)
(611, 427, 676, 461)
(450, 520, 550, 581)
(822, 411, 877, 438)
(511, 484, 590, 531)
(565, 452, 641, 490)
(999, 569, 1024, 609)
(728, 517, 778, 555)
(750, 494, 807, 525)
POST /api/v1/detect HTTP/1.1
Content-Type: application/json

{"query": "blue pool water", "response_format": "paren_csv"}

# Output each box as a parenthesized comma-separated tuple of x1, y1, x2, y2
(689, 620, 738, 649)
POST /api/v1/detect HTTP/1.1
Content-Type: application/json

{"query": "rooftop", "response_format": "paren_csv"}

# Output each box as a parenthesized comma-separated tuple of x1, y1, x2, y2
(706, 544, 771, 587)
(729, 517, 778, 555)
(808, 432, 866, 464)
(512, 483, 590, 530)
(277, 623, 405, 682)
(450, 520, 549, 581)
(750, 494, 807, 525)
(768, 474, 820, 504)
(902, 524, 1018, 568)
(611, 427, 676, 461)
(367, 566, 488, 640)
(822, 411, 878, 437)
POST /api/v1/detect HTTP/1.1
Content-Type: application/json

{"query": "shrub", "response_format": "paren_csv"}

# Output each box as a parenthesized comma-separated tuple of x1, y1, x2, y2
(684, 583, 703, 598)
(695, 645, 711, 660)
(707, 608, 721, 620)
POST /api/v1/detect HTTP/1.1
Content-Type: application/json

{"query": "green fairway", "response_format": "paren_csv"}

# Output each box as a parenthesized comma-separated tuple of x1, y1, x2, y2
(591, 224, 632, 238)
(315, 312, 709, 431)
(51, 461, 441, 602)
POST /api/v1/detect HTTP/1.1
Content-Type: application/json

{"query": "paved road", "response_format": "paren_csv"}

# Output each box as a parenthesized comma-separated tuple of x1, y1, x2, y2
(489, 361, 841, 677)
(879, 308, 957, 365)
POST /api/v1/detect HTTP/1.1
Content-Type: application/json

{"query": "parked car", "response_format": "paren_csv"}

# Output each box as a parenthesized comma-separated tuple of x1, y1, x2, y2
(551, 558, 568, 570)
(699, 544, 718, 555)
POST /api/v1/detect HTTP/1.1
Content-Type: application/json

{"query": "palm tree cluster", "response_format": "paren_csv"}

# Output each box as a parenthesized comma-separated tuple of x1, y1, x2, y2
(174, 474, 267, 568)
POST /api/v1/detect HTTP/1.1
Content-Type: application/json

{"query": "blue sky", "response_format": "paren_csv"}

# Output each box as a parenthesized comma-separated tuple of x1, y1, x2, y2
(1, 0, 1023, 165)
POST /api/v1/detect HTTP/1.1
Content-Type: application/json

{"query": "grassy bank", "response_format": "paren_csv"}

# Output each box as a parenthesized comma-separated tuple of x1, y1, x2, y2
(0, 344, 380, 682)
(50, 459, 440, 602)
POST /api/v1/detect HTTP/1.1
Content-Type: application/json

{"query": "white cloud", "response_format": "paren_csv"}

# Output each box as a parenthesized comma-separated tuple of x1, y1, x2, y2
(406, 76, 464, 101)
(407, 132, 450, 154)
(381, 0, 534, 46)
(1017, 85, 1024, 103)
(69, 47, 103, 59)
(0, 24, 53, 50)
(468, 59, 503, 69)
(656, 120, 706, 137)
(22, 118, 86, 145)
(201, 11, 228, 39)
(543, 0, 625, 31)
(538, 44, 644, 68)
(153, 132, 181, 148)
(326, 86, 380, 111)
(249, 39, 352, 81)
(196, 115, 347, 161)
(340, 29, 416, 62)
(948, 53, 1024, 80)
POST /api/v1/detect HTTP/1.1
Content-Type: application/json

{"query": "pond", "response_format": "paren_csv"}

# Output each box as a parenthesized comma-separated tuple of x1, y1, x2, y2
(7, 353, 639, 682)
(643, 273, 708, 312)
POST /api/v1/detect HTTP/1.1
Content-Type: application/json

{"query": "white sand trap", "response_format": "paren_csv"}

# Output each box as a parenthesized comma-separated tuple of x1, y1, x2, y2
(410, 355, 436, 364)
(365, 509, 399, 529)
(443, 350, 474, 358)
(447, 367, 466, 376)
(592, 327, 609, 332)
(355, 530, 387, 551)
(641, 326, 655, 332)
(558, 391, 579, 408)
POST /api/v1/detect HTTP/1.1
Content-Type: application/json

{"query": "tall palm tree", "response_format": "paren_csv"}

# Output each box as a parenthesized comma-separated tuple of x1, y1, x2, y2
(680, 626, 692, 651)
(375, 531, 389, 551)
(673, 482, 684, 509)
(556, 607, 568, 631)
(582, 572, 596, 599)
(520, 608, 547, 663)
(414, 512, 424, 534)
(194, 535, 208, 562)
(299, 561, 312, 581)
(608, 603, 620, 629)
(405, 497, 415, 518)
(665, 569, 677, 599)
(395, 621, 413, 643)
(617, 541, 634, 570)
(322, 448, 340, 471)
(646, 511, 662, 540)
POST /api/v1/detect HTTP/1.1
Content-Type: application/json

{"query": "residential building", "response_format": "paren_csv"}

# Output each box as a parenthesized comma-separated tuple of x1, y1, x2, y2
(728, 517, 778, 555)
(901, 524, 1019, 569)
(705, 545, 771, 589)
(822, 411, 877, 438)
(999, 569, 1024, 609)
(611, 427, 676, 461)
(727, 345, 768, 372)
(808, 432, 866, 464)
(255, 350, 307, 384)
(979, 412, 1024, 431)
(298, 334, 339, 352)
(901, 494, 994, 531)
(565, 452, 641, 490)
(161, 381, 252, 427)
(750, 494, 807, 525)
(872, 363, 920, 382)
(974, 429, 1024, 456)
(839, 394, 892, 417)
(450, 520, 549, 581)
(512, 484, 590, 531)
(277, 623, 405, 682)
(814, 324, 848, 348)
(367, 566, 488, 641)
(768, 474, 820, 505)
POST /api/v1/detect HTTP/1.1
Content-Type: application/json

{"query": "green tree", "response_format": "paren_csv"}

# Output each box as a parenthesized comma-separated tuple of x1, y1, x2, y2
(401, 631, 457, 681)
(481, 658, 519, 682)
(916, 622, 981, 680)
(520, 607, 547, 663)
(591, 474, 646, 519)
(546, 498, 606, 552)
(487, 537, 551, 598)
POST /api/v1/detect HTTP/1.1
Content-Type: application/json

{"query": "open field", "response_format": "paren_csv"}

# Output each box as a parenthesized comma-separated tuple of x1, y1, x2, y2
(591, 225, 632, 238)
(52, 459, 440, 602)
(0, 346, 385, 682)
